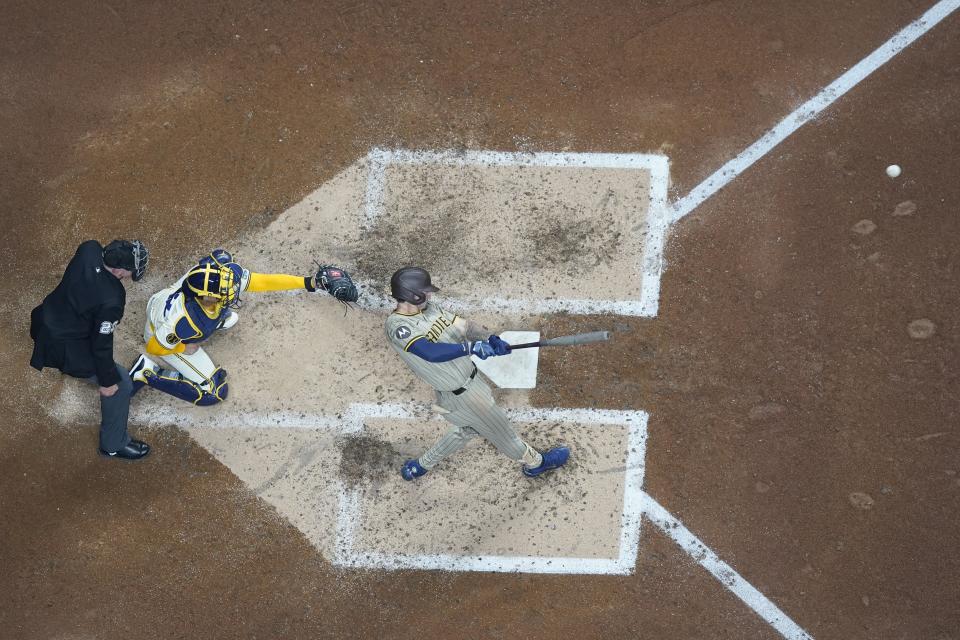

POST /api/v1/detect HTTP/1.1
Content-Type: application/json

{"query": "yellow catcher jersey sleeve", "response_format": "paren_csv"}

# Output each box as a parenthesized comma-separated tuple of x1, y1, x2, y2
(246, 272, 310, 292)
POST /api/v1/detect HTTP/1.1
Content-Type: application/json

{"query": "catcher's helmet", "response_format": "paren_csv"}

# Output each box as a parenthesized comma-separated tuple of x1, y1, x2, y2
(103, 239, 149, 281)
(183, 262, 242, 308)
(199, 248, 233, 268)
(390, 266, 439, 305)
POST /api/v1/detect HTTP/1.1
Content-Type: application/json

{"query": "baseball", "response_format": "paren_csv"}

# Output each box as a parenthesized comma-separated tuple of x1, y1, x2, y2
(886, 164, 902, 178)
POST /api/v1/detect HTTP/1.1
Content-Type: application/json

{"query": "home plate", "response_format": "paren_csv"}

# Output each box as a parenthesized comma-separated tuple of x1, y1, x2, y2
(472, 331, 539, 389)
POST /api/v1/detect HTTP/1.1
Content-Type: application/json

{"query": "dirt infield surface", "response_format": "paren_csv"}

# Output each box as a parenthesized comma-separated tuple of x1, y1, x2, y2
(2, 1, 958, 639)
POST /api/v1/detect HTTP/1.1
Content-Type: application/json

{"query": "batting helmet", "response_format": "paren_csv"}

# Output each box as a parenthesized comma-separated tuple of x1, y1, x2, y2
(103, 239, 149, 281)
(390, 266, 439, 305)
(182, 262, 242, 308)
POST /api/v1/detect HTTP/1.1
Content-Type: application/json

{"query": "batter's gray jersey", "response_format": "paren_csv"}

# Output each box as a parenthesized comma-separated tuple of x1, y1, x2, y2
(385, 302, 474, 391)
(385, 302, 541, 469)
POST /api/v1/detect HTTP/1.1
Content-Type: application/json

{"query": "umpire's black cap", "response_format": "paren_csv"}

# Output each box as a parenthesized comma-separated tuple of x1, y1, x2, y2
(102, 239, 149, 281)
(390, 267, 438, 305)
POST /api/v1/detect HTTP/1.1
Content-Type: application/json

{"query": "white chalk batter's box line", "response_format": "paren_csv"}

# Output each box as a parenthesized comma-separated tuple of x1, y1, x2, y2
(134, 401, 415, 432)
(362, 147, 671, 317)
(330, 403, 649, 575)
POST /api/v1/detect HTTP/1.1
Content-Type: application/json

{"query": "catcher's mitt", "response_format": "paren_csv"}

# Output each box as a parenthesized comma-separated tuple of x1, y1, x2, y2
(314, 265, 359, 303)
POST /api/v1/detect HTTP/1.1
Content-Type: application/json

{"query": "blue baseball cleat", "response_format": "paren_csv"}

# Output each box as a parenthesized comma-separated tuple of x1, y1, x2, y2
(522, 447, 570, 478)
(401, 459, 428, 481)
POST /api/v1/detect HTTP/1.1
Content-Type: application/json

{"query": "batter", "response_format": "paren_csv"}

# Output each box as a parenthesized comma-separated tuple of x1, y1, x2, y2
(385, 266, 570, 480)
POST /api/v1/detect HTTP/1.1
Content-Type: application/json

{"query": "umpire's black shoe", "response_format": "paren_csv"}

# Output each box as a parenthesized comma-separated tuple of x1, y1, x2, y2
(99, 439, 151, 461)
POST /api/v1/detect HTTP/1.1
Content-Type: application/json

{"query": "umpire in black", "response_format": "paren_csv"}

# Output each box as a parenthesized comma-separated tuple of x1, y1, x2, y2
(30, 239, 151, 460)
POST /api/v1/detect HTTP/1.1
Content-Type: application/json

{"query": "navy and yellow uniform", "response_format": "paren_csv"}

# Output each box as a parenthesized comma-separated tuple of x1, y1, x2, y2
(132, 249, 319, 405)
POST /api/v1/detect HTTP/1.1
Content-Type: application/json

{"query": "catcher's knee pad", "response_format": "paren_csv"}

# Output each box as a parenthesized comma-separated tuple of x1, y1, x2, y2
(144, 368, 229, 406)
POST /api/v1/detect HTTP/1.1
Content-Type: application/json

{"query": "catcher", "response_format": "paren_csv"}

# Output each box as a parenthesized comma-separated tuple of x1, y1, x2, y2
(128, 248, 357, 405)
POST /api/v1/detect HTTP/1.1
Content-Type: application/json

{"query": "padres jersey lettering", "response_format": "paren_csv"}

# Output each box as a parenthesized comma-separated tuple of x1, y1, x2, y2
(385, 302, 473, 391)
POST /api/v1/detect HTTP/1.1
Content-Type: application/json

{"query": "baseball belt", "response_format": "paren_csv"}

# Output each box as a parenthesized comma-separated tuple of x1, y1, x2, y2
(452, 366, 478, 395)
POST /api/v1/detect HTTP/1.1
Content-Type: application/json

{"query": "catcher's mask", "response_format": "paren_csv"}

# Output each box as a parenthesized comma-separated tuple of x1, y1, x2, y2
(102, 239, 149, 281)
(183, 263, 242, 309)
(390, 266, 439, 305)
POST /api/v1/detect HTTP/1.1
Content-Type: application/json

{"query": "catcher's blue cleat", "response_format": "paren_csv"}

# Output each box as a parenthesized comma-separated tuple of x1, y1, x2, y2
(523, 447, 570, 478)
(401, 459, 428, 481)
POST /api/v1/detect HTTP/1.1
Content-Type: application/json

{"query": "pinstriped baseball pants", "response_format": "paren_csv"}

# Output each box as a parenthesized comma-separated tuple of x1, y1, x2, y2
(419, 377, 542, 469)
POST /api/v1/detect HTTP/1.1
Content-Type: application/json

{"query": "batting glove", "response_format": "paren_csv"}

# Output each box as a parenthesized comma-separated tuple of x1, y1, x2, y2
(470, 340, 497, 360)
(488, 335, 512, 356)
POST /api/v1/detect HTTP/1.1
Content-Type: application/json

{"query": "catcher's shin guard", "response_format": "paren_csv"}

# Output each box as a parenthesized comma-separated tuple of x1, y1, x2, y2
(196, 369, 229, 406)
(142, 368, 229, 406)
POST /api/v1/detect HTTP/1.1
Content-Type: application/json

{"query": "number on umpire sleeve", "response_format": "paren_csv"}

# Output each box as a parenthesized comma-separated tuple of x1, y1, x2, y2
(99, 321, 118, 335)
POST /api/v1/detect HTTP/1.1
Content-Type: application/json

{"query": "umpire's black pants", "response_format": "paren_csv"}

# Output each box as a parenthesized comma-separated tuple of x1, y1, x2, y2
(86, 363, 133, 452)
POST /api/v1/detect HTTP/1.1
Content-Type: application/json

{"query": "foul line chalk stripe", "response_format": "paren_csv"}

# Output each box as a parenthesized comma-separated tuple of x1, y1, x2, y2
(669, 0, 960, 224)
(640, 493, 813, 640)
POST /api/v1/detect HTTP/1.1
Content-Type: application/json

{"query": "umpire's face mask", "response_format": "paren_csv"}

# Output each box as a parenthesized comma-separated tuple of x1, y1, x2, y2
(103, 239, 149, 281)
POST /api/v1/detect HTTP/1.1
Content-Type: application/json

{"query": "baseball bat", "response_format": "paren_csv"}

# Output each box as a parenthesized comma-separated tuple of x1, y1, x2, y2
(508, 331, 611, 350)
